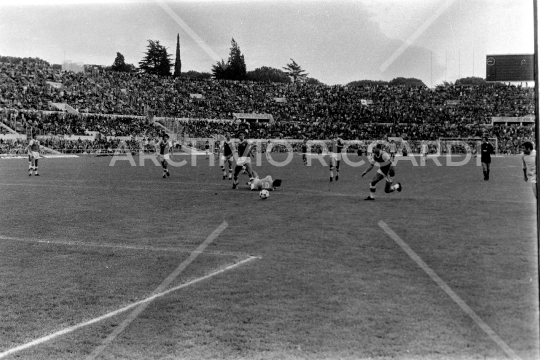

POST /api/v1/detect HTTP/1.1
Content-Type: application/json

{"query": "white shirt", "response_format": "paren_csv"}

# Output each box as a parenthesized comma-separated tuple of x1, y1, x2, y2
(522, 150, 536, 177)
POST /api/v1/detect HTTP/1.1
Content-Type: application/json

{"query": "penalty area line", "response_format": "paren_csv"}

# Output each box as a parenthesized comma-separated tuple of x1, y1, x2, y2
(0, 255, 260, 359)
(378, 220, 522, 360)
(0, 235, 249, 258)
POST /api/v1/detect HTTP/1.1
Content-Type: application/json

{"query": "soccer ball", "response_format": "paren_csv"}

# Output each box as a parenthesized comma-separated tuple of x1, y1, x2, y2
(259, 189, 270, 199)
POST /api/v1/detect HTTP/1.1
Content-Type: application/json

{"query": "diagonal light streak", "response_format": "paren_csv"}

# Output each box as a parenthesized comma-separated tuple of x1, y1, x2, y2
(155, 0, 226, 68)
(380, 0, 457, 72)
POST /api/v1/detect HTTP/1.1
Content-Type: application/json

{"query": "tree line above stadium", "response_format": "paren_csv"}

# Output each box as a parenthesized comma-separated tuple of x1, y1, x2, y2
(1, 42, 504, 89)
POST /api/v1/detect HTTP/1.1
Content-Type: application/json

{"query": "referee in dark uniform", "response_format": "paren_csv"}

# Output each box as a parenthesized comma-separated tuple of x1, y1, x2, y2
(480, 136, 495, 181)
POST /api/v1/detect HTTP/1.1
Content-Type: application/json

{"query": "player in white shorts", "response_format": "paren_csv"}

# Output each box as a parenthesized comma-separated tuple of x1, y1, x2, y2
(362, 143, 402, 200)
(25, 134, 41, 176)
(232, 132, 255, 189)
(219, 132, 234, 180)
(329, 133, 344, 181)
(420, 141, 428, 157)
(522, 141, 536, 198)
(248, 170, 282, 191)
(25, 133, 41, 176)
(367, 141, 376, 158)
(389, 140, 397, 160)
(156, 133, 172, 178)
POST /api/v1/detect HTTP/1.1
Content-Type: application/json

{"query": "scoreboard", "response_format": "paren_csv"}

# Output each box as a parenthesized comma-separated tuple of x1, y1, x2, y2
(485, 54, 534, 82)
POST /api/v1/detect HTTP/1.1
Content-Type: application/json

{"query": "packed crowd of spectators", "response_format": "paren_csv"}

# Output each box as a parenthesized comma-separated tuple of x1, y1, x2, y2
(0, 137, 156, 155)
(1, 109, 162, 137)
(1, 60, 533, 123)
(0, 59, 535, 155)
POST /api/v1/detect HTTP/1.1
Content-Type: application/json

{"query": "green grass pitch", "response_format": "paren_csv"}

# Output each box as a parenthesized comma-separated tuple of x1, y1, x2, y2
(0, 153, 537, 359)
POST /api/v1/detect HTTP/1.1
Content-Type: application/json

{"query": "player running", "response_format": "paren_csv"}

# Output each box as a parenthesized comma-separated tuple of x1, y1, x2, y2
(301, 138, 308, 165)
(522, 141, 536, 198)
(248, 170, 282, 191)
(362, 143, 402, 200)
(156, 133, 172, 178)
(329, 133, 344, 181)
(219, 132, 234, 180)
(25, 133, 41, 176)
(480, 136, 495, 181)
(232, 132, 255, 189)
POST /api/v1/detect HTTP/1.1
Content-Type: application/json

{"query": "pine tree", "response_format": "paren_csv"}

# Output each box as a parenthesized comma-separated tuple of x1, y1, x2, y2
(139, 40, 172, 76)
(283, 59, 308, 83)
(174, 34, 181, 77)
(226, 38, 246, 81)
(211, 38, 246, 80)
(212, 59, 229, 79)
(246, 66, 291, 83)
(111, 52, 133, 72)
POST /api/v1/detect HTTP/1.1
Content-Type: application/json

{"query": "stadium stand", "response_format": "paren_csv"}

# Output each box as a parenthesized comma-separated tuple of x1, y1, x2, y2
(0, 59, 534, 154)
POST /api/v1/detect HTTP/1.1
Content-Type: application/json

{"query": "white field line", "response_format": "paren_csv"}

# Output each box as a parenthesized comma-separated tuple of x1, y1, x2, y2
(86, 221, 228, 359)
(0, 235, 249, 258)
(378, 220, 522, 360)
(0, 257, 260, 359)
(0, 155, 79, 158)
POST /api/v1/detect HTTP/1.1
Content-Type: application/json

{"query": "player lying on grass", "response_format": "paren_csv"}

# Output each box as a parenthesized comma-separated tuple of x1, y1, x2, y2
(24, 133, 41, 176)
(362, 143, 402, 200)
(156, 133, 172, 178)
(522, 141, 536, 198)
(247, 170, 282, 191)
(232, 132, 255, 189)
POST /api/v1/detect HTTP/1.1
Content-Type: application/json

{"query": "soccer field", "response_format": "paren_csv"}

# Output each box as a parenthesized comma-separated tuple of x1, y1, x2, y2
(0, 153, 537, 360)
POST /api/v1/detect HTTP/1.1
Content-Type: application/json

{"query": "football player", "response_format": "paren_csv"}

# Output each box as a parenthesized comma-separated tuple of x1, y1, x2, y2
(301, 138, 308, 165)
(25, 133, 41, 176)
(156, 133, 172, 178)
(389, 140, 397, 160)
(522, 141, 536, 198)
(248, 170, 282, 191)
(219, 132, 234, 180)
(204, 140, 210, 159)
(329, 133, 344, 181)
(362, 143, 402, 200)
(420, 141, 428, 157)
(232, 132, 255, 189)
(480, 136, 495, 181)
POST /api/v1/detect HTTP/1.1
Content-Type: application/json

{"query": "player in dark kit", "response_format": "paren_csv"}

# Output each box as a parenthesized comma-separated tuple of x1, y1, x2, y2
(156, 133, 172, 178)
(480, 137, 495, 181)
(232, 132, 255, 189)
(219, 132, 234, 180)
(362, 144, 401, 200)
(205, 140, 210, 159)
(301, 138, 308, 165)
(329, 133, 344, 181)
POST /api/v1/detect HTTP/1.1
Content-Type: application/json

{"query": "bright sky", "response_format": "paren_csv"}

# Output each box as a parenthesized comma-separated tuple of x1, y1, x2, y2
(0, 0, 535, 86)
